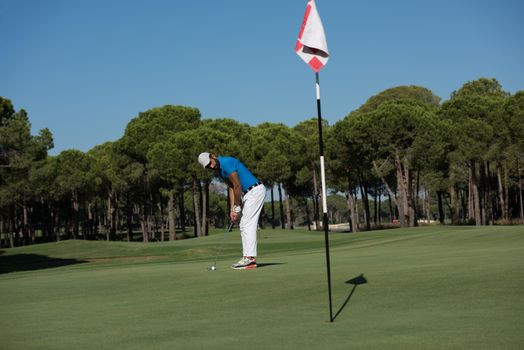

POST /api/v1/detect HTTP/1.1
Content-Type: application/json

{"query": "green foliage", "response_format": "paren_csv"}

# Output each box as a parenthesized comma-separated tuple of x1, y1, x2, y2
(293, 118, 329, 194)
(121, 105, 201, 163)
(0, 96, 15, 125)
(54, 150, 95, 198)
(0, 98, 55, 209)
(201, 118, 251, 157)
(439, 78, 510, 177)
(2, 77, 524, 246)
(357, 85, 441, 113)
(249, 122, 305, 186)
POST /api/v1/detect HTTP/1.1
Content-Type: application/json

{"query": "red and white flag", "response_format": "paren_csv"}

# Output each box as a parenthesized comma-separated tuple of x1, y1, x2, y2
(296, 0, 329, 72)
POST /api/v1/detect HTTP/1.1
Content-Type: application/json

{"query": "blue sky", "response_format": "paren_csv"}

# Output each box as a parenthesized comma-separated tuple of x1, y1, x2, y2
(1, 0, 523, 155)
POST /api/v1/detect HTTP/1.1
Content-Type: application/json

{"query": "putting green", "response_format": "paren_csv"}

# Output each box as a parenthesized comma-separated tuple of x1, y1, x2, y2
(1, 225, 523, 349)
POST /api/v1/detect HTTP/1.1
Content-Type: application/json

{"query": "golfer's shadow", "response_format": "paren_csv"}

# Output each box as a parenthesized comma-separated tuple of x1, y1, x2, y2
(257, 262, 285, 268)
(333, 274, 368, 321)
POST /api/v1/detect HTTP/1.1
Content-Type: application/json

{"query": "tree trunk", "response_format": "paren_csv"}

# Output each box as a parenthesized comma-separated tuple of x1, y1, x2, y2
(157, 201, 165, 242)
(203, 180, 209, 236)
(467, 168, 474, 221)
(126, 202, 133, 242)
(437, 191, 445, 224)
(53, 207, 60, 242)
(107, 192, 113, 241)
(393, 156, 409, 227)
(148, 207, 154, 241)
(449, 173, 459, 224)
(305, 198, 311, 231)
(284, 186, 293, 230)
(168, 192, 176, 241)
(414, 170, 421, 226)
(469, 161, 482, 226)
(373, 184, 378, 225)
(312, 167, 320, 231)
(112, 192, 119, 241)
(126, 196, 132, 242)
(387, 191, 394, 222)
(278, 183, 285, 229)
(378, 191, 382, 224)
(141, 202, 149, 243)
(397, 164, 409, 227)
(199, 181, 209, 236)
(72, 190, 79, 239)
(424, 188, 431, 224)
(9, 207, 15, 247)
(270, 186, 276, 229)
(497, 164, 506, 220)
(504, 163, 509, 221)
(358, 178, 371, 230)
(140, 218, 148, 242)
(518, 157, 524, 221)
(346, 176, 358, 232)
(373, 160, 399, 225)
(22, 203, 30, 245)
(178, 192, 186, 232)
(481, 162, 490, 225)
(192, 178, 202, 237)
(86, 203, 93, 240)
(115, 193, 120, 240)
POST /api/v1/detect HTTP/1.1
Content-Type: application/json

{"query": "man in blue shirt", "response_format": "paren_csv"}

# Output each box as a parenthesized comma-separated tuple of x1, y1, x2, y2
(198, 152, 266, 269)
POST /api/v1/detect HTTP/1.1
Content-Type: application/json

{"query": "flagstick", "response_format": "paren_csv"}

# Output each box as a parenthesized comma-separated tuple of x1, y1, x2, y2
(315, 72, 333, 322)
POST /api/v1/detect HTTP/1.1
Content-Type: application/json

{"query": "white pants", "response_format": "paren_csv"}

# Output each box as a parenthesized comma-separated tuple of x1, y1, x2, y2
(240, 184, 266, 257)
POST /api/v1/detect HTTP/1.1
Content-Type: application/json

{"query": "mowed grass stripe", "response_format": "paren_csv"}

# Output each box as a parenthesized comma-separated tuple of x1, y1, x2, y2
(1, 225, 523, 349)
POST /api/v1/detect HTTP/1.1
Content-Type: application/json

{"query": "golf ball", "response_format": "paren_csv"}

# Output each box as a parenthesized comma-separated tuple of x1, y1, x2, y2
(210, 266, 216, 271)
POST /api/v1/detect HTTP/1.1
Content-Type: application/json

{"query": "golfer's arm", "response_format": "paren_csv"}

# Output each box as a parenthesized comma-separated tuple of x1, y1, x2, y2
(228, 172, 242, 208)
(228, 187, 235, 211)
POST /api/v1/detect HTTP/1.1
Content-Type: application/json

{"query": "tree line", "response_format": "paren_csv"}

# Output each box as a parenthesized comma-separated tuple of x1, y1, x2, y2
(1, 78, 523, 247)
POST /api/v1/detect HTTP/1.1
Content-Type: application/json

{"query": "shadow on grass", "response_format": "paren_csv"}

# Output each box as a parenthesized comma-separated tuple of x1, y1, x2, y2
(257, 263, 286, 268)
(0, 254, 87, 274)
(333, 274, 368, 321)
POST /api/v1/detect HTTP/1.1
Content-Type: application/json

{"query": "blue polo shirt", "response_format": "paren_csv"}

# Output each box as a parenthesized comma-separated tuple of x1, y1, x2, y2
(217, 156, 259, 192)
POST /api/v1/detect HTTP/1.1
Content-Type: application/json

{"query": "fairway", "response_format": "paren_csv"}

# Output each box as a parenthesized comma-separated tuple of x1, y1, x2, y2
(1, 226, 523, 349)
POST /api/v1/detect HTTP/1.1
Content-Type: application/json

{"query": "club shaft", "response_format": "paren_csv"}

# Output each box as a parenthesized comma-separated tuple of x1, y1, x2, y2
(211, 222, 234, 266)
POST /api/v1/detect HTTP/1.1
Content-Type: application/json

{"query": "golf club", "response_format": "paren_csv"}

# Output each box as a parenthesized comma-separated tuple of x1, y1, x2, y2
(207, 221, 234, 271)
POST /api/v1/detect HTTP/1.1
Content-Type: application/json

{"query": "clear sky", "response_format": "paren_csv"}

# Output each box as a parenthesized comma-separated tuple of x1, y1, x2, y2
(1, 0, 523, 155)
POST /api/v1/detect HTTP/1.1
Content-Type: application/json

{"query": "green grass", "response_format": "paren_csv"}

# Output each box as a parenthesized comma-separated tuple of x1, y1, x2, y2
(1, 225, 523, 349)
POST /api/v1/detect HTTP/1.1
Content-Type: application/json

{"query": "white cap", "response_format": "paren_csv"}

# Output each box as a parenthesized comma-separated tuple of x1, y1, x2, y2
(198, 152, 211, 168)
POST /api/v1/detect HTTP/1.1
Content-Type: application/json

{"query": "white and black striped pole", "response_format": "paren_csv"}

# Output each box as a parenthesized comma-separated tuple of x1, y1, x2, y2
(315, 72, 333, 322)
(295, 0, 332, 322)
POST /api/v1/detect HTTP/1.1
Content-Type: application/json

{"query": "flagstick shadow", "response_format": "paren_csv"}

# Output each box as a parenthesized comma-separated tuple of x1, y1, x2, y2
(333, 274, 368, 321)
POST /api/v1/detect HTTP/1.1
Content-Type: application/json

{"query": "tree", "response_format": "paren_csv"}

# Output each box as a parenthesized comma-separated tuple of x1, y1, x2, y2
(248, 123, 305, 229)
(88, 142, 125, 241)
(120, 105, 201, 241)
(327, 117, 364, 232)
(53, 150, 97, 239)
(294, 118, 329, 230)
(0, 97, 53, 246)
(357, 85, 440, 113)
(497, 91, 524, 221)
(329, 86, 443, 229)
(440, 78, 509, 225)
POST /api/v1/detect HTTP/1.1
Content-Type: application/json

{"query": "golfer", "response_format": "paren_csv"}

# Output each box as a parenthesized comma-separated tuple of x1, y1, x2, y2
(198, 152, 265, 269)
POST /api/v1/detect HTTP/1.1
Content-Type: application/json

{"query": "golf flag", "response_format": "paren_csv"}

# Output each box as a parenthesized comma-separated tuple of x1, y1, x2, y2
(296, 0, 329, 72)
(295, 0, 333, 322)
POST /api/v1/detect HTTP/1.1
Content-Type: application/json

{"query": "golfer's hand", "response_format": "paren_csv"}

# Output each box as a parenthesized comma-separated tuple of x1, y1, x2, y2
(230, 211, 240, 222)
